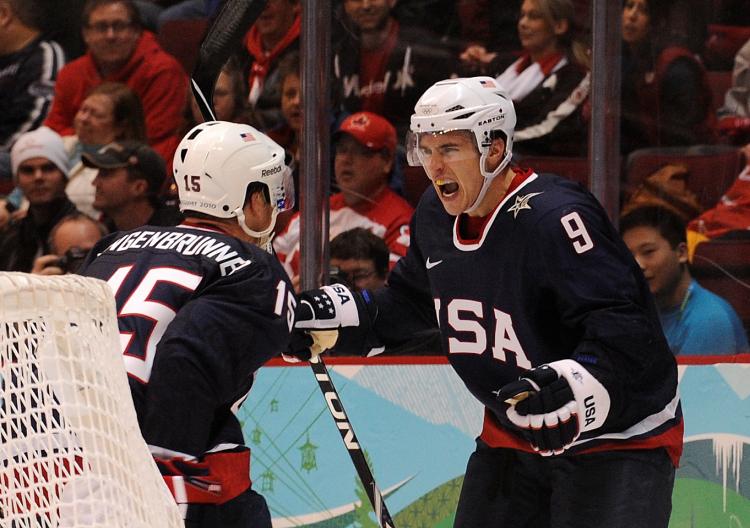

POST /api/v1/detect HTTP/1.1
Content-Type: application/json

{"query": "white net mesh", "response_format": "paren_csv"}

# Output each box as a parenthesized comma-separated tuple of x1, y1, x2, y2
(0, 273, 183, 528)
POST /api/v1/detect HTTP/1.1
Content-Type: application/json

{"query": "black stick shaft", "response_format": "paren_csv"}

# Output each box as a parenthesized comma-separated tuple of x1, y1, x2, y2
(308, 357, 396, 528)
(191, 0, 269, 121)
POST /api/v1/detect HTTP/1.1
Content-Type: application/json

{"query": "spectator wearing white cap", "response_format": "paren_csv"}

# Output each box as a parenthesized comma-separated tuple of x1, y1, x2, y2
(274, 111, 413, 286)
(0, 126, 78, 272)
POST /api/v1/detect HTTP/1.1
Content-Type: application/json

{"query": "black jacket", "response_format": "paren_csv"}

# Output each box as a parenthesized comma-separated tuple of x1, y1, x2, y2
(333, 21, 456, 140)
(0, 37, 65, 150)
(0, 197, 77, 272)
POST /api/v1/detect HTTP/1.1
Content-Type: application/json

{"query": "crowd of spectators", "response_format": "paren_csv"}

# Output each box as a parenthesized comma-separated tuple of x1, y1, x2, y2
(1, 0, 749, 354)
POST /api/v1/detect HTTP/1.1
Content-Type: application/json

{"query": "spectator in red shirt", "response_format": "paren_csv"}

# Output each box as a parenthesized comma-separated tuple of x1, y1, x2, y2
(274, 111, 413, 283)
(44, 0, 187, 167)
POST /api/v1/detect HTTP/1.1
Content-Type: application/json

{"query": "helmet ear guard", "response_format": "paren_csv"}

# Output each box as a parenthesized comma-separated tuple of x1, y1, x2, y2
(173, 121, 295, 238)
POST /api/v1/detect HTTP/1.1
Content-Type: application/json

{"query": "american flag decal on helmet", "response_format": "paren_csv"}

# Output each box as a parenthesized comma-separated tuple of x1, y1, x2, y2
(240, 132, 256, 142)
(479, 79, 496, 88)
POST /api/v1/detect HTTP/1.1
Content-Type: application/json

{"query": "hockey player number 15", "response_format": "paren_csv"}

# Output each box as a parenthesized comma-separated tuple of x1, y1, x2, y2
(560, 212, 594, 254)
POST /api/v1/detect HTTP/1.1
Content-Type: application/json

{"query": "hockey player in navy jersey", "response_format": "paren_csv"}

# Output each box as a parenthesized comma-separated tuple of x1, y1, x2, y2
(80, 121, 297, 527)
(290, 77, 682, 527)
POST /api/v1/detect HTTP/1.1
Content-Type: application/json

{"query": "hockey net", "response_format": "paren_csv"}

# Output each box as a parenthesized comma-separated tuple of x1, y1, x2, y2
(0, 273, 183, 528)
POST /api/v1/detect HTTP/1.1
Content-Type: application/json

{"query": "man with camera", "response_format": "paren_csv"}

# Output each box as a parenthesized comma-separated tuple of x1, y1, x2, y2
(31, 212, 108, 275)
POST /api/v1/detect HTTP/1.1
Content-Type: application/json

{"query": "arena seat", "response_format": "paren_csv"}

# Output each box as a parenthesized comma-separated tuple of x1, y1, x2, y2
(157, 18, 210, 74)
(703, 24, 750, 71)
(624, 145, 742, 210)
(691, 237, 750, 332)
(516, 156, 590, 187)
(707, 70, 733, 115)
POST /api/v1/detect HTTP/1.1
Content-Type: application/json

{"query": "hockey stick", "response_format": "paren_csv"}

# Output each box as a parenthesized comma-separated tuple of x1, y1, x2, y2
(191, 0, 269, 121)
(193, 3, 394, 524)
(307, 355, 396, 528)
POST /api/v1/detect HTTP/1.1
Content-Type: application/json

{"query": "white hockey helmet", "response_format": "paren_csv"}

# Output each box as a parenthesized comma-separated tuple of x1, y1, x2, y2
(407, 76, 516, 213)
(173, 121, 294, 239)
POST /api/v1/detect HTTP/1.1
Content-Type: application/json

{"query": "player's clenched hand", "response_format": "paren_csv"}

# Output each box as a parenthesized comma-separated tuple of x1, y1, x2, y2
(283, 284, 360, 363)
(283, 329, 340, 363)
(495, 360, 611, 456)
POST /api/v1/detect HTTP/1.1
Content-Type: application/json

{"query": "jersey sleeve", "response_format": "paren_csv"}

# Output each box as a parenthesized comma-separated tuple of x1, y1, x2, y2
(527, 198, 677, 435)
(368, 213, 440, 352)
(324, 211, 439, 356)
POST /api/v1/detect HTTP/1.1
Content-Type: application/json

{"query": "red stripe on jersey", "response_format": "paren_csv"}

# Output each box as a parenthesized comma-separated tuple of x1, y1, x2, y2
(158, 448, 252, 505)
(675, 353, 750, 365)
(571, 419, 684, 467)
(479, 407, 684, 467)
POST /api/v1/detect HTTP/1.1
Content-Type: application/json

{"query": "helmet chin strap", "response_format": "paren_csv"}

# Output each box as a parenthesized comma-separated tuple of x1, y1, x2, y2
(464, 148, 512, 214)
(235, 208, 279, 253)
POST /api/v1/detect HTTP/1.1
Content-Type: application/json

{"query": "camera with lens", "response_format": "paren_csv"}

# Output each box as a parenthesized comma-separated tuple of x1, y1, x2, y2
(57, 247, 90, 274)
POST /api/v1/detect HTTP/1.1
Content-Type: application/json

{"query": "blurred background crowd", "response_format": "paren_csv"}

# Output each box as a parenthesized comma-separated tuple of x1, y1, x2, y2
(1, 0, 749, 355)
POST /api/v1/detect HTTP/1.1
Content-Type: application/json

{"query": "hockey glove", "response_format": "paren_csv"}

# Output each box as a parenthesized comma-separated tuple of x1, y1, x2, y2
(284, 284, 361, 362)
(495, 359, 611, 456)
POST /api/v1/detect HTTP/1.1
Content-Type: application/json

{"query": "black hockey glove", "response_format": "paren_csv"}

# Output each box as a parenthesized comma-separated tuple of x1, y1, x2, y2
(495, 360, 611, 456)
(284, 284, 362, 362)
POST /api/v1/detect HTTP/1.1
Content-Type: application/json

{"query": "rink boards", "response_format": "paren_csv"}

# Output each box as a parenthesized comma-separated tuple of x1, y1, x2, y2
(239, 356, 750, 528)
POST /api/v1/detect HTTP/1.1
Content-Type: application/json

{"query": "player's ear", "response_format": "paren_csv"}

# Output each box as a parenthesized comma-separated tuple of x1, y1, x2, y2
(676, 241, 689, 265)
(0, 3, 12, 26)
(553, 18, 569, 38)
(381, 150, 394, 175)
(131, 177, 148, 197)
(242, 184, 272, 230)
(487, 136, 506, 165)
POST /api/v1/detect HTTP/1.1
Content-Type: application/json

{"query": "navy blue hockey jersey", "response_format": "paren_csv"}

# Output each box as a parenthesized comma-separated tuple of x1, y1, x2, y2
(369, 171, 683, 462)
(80, 222, 296, 457)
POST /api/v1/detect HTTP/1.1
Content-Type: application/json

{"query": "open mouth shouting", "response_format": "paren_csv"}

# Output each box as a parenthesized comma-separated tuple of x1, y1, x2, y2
(435, 178, 459, 197)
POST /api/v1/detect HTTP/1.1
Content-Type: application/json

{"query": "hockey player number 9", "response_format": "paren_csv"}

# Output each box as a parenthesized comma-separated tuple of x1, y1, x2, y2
(560, 212, 594, 254)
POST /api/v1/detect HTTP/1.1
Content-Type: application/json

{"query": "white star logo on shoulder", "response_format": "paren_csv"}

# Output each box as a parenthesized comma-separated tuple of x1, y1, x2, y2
(507, 192, 544, 219)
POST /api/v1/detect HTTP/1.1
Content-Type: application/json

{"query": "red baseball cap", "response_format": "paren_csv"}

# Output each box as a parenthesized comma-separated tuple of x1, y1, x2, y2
(335, 112, 397, 154)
